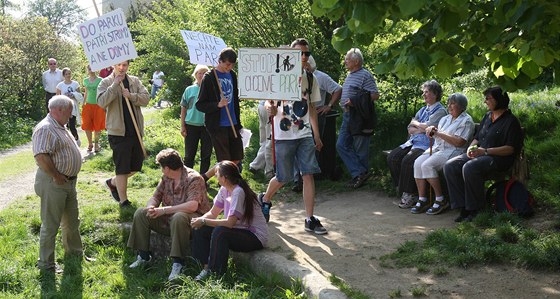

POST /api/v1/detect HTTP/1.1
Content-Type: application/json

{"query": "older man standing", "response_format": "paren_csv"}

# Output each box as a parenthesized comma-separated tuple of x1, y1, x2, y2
(336, 48, 380, 189)
(127, 148, 210, 281)
(97, 60, 150, 207)
(41, 58, 64, 113)
(33, 95, 83, 273)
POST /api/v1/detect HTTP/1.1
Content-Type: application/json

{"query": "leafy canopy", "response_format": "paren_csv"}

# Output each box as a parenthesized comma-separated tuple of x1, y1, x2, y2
(312, 0, 560, 91)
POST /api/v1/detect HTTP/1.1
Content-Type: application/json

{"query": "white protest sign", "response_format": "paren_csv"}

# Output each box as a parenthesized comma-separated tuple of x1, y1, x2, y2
(238, 48, 302, 101)
(180, 30, 227, 66)
(77, 9, 138, 72)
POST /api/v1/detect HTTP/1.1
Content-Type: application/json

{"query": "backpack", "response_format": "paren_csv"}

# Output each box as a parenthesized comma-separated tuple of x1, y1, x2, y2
(486, 178, 535, 217)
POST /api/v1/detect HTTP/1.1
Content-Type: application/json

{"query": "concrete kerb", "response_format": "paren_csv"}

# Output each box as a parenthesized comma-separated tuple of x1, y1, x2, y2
(232, 250, 348, 299)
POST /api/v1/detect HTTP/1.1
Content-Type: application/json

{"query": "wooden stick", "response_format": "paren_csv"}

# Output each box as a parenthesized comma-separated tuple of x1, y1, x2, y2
(91, 2, 147, 157)
(213, 69, 238, 138)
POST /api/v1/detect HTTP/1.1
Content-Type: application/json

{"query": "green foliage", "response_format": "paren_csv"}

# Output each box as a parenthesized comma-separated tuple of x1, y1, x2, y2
(26, 0, 86, 37)
(312, 0, 560, 90)
(329, 274, 369, 299)
(0, 15, 85, 126)
(130, 0, 343, 103)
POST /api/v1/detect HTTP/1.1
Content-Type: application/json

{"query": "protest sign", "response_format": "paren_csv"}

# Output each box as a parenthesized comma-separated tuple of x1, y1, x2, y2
(77, 9, 138, 72)
(238, 48, 302, 101)
(180, 30, 227, 66)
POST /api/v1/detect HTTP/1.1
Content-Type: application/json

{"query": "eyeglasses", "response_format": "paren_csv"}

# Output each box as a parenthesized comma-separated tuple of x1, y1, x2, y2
(49, 63, 57, 65)
(302, 51, 312, 57)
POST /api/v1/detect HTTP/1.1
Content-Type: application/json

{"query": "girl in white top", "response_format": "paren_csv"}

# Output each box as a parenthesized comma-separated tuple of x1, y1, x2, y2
(56, 68, 83, 145)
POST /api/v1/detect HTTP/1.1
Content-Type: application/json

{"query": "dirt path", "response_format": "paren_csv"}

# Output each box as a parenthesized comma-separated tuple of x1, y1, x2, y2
(1, 139, 559, 298)
(267, 190, 560, 298)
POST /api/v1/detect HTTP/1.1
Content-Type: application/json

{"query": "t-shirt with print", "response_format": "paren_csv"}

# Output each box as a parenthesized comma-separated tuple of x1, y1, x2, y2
(56, 80, 81, 117)
(215, 70, 238, 127)
(272, 71, 321, 140)
(213, 185, 268, 247)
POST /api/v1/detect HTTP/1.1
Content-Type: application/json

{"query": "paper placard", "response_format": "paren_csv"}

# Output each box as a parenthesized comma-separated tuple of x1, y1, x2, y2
(77, 9, 138, 72)
(180, 30, 227, 66)
(238, 48, 302, 101)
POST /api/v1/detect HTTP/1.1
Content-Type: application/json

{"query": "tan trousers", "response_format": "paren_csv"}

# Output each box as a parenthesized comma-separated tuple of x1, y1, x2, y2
(34, 169, 83, 269)
(127, 207, 196, 258)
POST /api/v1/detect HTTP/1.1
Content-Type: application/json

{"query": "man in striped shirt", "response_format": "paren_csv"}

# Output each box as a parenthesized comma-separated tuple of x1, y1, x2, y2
(336, 48, 380, 189)
(33, 95, 83, 273)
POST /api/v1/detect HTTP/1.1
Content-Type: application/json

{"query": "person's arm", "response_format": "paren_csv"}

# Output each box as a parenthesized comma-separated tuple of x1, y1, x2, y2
(127, 76, 150, 107)
(308, 83, 323, 151)
(428, 126, 467, 147)
(34, 153, 67, 185)
(96, 78, 117, 109)
(180, 106, 187, 137)
(370, 91, 380, 102)
(195, 73, 221, 113)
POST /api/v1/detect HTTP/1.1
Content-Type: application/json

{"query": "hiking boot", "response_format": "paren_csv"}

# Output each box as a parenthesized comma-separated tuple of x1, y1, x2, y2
(105, 178, 120, 202)
(411, 199, 430, 214)
(426, 198, 450, 215)
(305, 216, 328, 235)
(258, 193, 272, 223)
(195, 269, 211, 281)
(129, 255, 151, 269)
(168, 263, 183, 281)
(398, 193, 417, 209)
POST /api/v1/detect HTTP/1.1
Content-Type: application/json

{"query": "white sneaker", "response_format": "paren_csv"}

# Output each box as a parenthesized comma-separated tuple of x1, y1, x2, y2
(168, 263, 183, 281)
(129, 255, 151, 268)
(195, 269, 210, 281)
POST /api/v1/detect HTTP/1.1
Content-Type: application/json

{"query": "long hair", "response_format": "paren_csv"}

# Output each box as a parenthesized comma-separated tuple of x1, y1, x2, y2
(217, 161, 257, 224)
(484, 86, 510, 110)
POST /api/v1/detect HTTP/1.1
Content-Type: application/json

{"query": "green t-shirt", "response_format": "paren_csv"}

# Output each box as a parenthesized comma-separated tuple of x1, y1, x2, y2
(180, 84, 205, 126)
(83, 77, 102, 104)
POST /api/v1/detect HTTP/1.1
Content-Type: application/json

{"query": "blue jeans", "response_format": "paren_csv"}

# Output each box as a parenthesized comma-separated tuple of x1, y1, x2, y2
(336, 112, 370, 178)
(274, 137, 321, 183)
(151, 85, 162, 104)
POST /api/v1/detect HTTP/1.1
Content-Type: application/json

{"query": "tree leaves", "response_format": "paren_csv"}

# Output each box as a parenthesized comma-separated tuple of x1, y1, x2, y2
(398, 0, 426, 17)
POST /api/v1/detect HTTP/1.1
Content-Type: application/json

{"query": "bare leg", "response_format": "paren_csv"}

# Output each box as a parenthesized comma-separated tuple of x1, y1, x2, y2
(85, 130, 93, 149)
(427, 177, 443, 197)
(302, 174, 315, 218)
(93, 131, 101, 151)
(262, 177, 285, 203)
(415, 178, 428, 198)
(114, 172, 136, 203)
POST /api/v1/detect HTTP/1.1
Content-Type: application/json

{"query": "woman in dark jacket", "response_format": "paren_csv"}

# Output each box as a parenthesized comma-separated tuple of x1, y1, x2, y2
(444, 86, 523, 222)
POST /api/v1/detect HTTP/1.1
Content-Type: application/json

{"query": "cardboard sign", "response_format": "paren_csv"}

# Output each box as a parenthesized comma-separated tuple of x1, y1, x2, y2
(77, 9, 138, 72)
(180, 30, 227, 66)
(238, 48, 302, 101)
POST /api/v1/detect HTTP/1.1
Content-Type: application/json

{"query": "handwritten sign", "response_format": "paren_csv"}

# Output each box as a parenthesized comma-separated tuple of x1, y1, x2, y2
(238, 48, 302, 101)
(77, 9, 138, 72)
(180, 30, 227, 66)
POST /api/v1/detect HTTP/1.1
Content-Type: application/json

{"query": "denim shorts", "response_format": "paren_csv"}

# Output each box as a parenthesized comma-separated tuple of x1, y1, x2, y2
(274, 137, 320, 183)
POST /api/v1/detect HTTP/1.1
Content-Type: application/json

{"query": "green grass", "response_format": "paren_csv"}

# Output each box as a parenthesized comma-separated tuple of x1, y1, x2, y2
(380, 211, 560, 273)
(0, 149, 36, 182)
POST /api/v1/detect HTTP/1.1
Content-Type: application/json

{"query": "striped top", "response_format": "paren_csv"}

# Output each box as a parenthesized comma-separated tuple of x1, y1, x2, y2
(32, 114, 82, 176)
(340, 67, 378, 107)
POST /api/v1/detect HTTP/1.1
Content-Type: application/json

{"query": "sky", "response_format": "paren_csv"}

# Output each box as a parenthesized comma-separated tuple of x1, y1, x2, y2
(9, 0, 100, 20)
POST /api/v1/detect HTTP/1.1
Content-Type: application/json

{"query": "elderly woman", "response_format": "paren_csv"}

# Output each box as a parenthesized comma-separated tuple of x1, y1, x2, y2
(387, 80, 447, 208)
(444, 86, 523, 222)
(180, 64, 212, 174)
(411, 93, 475, 215)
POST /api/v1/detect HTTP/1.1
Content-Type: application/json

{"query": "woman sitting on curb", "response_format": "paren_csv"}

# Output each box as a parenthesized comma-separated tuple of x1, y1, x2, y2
(190, 160, 268, 280)
(411, 93, 475, 215)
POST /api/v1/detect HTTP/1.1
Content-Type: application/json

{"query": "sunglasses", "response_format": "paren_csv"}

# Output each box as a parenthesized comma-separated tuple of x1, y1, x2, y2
(49, 63, 57, 65)
(302, 51, 312, 57)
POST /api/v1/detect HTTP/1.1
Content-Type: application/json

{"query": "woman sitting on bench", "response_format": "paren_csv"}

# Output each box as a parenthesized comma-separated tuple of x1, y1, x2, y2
(411, 93, 475, 215)
(444, 86, 523, 222)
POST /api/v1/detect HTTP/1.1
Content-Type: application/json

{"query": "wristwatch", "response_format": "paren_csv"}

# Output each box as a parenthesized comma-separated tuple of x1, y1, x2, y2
(201, 218, 206, 226)
(327, 103, 333, 108)
(485, 148, 488, 155)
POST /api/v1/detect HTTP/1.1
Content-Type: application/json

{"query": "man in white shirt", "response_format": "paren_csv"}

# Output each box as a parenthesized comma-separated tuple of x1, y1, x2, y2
(42, 58, 63, 114)
(151, 70, 165, 107)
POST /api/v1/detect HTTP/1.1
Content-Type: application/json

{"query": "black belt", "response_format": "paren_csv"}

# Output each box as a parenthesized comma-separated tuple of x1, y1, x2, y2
(65, 175, 77, 181)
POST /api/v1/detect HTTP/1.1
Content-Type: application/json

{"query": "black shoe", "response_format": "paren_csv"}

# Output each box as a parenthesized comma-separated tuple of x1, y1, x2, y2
(454, 208, 470, 222)
(120, 200, 131, 208)
(258, 193, 272, 223)
(305, 216, 328, 235)
(105, 178, 120, 202)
